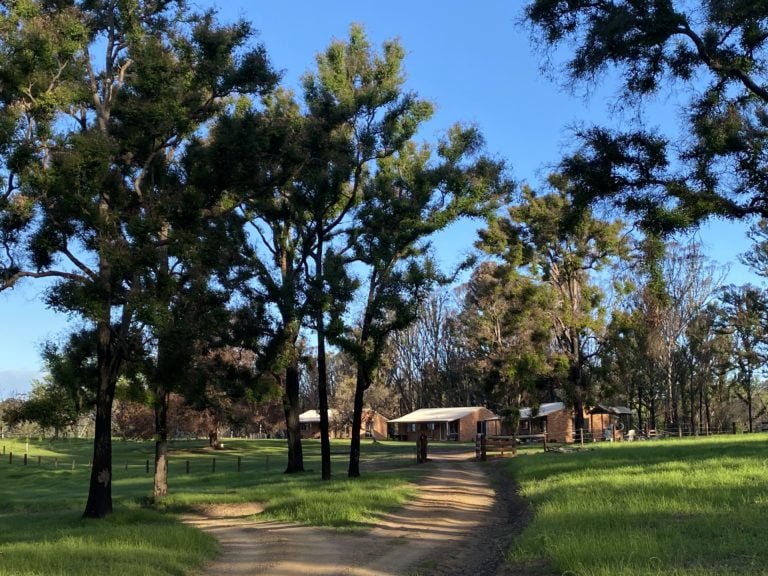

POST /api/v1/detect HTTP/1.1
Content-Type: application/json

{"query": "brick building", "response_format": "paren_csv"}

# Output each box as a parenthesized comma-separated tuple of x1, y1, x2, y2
(518, 402, 633, 443)
(389, 407, 498, 442)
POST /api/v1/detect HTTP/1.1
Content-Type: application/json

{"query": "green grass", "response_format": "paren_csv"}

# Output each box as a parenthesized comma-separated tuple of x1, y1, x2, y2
(506, 435, 768, 575)
(0, 437, 423, 575)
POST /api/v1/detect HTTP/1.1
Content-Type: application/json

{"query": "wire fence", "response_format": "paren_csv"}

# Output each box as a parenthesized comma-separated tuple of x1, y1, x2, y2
(0, 445, 276, 475)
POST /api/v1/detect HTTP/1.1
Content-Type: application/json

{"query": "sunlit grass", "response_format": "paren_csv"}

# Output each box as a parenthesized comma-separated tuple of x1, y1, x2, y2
(506, 435, 768, 575)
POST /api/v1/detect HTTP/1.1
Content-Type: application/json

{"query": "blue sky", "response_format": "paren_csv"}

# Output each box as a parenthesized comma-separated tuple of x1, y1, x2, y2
(0, 1, 760, 397)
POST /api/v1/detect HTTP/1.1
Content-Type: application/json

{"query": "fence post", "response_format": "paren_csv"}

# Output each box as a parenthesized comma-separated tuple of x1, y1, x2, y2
(580, 428, 584, 448)
(186, 460, 190, 474)
(237, 456, 241, 473)
(8, 452, 11, 465)
(23, 453, 27, 466)
(71, 460, 75, 470)
(38, 455, 41, 466)
(146, 460, 150, 474)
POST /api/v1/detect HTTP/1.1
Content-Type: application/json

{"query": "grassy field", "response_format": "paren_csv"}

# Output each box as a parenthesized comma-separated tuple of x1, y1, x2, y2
(506, 434, 768, 576)
(0, 437, 423, 576)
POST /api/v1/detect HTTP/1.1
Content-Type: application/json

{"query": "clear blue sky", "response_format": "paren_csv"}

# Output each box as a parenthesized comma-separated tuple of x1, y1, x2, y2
(0, 1, 760, 397)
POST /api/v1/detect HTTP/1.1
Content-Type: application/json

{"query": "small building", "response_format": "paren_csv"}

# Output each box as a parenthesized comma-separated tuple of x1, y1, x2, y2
(388, 407, 498, 442)
(360, 409, 389, 440)
(588, 404, 634, 441)
(299, 409, 388, 440)
(518, 402, 634, 443)
(300, 409, 339, 439)
(518, 402, 572, 442)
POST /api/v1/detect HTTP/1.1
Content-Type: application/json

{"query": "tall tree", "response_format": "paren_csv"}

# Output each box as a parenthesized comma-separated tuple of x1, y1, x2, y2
(478, 175, 628, 435)
(300, 25, 434, 480)
(386, 292, 481, 412)
(0, 1, 275, 517)
(718, 285, 768, 432)
(459, 261, 554, 434)
(196, 89, 314, 474)
(340, 126, 508, 477)
(525, 1, 768, 230)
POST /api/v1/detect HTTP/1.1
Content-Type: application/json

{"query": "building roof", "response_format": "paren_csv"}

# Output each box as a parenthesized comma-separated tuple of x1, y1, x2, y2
(590, 404, 634, 415)
(389, 407, 492, 424)
(299, 409, 339, 423)
(519, 402, 567, 419)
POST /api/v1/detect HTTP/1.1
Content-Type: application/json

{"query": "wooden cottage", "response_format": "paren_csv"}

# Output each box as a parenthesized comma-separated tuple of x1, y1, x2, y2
(389, 407, 498, 442)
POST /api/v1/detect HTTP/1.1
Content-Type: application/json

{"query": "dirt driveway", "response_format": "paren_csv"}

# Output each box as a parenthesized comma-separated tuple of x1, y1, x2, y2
(183, 450, 539, 576)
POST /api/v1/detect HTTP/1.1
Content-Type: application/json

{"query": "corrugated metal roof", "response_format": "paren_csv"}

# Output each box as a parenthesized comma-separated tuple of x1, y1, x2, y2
(519, 402, 566, 419)
(299, 409, 339, 423)
(610, 405, 633, 415)
(590, 404, 634, 415)
(389, 407, 491, 423)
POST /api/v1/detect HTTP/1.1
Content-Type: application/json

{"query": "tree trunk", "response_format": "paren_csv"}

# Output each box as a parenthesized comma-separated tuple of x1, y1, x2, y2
(154, 226, 170, 500)
(283, 363, 304, 473)
(747, 375, 753, 433)
(82, 318, 117, 519)
(153, 388, 169, 500)
(569, 362, 585, 440)
(317, 324, 331, 480)
(348, 371, 366, 478)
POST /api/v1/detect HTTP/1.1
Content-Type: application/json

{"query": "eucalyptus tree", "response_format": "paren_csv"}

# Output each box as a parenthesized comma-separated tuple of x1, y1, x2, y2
(196, 90, 313, 474)
(300, 26, 438, 480)
(200, 25, 436, 479)
(718, 285, 768, 432)
(478, 175, 628, 433)
(683, 304, 731, 433)
(0, 1, 275, 517)
(643, 242, 725, 428)
(459, 261, 554, 433)
(339, 127, 508, 477)
(385, 292, 474, 412)
(600, 307, 660, 431)
(525, 1, 768, 231)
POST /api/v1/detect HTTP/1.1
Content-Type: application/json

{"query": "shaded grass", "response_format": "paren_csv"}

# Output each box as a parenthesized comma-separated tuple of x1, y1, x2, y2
(506, 435, 768, 575)
(0, 507, 215, 576)
(0, 437, 424, 574)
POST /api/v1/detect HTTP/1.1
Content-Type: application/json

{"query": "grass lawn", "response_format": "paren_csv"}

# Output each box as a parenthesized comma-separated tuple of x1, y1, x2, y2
(0, 437, 422, 576)
(506, 434, 768, 576)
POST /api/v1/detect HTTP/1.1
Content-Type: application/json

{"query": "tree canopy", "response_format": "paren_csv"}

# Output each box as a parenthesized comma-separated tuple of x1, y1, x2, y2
(525, 1, 768, 231)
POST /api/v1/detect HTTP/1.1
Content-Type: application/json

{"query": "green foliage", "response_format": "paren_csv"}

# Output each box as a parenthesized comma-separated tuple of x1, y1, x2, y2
(525, 0, 768, 230)
(507, 436, 768, 575)
(0, 0, 280, 517)
(475, 175, 628, 414)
